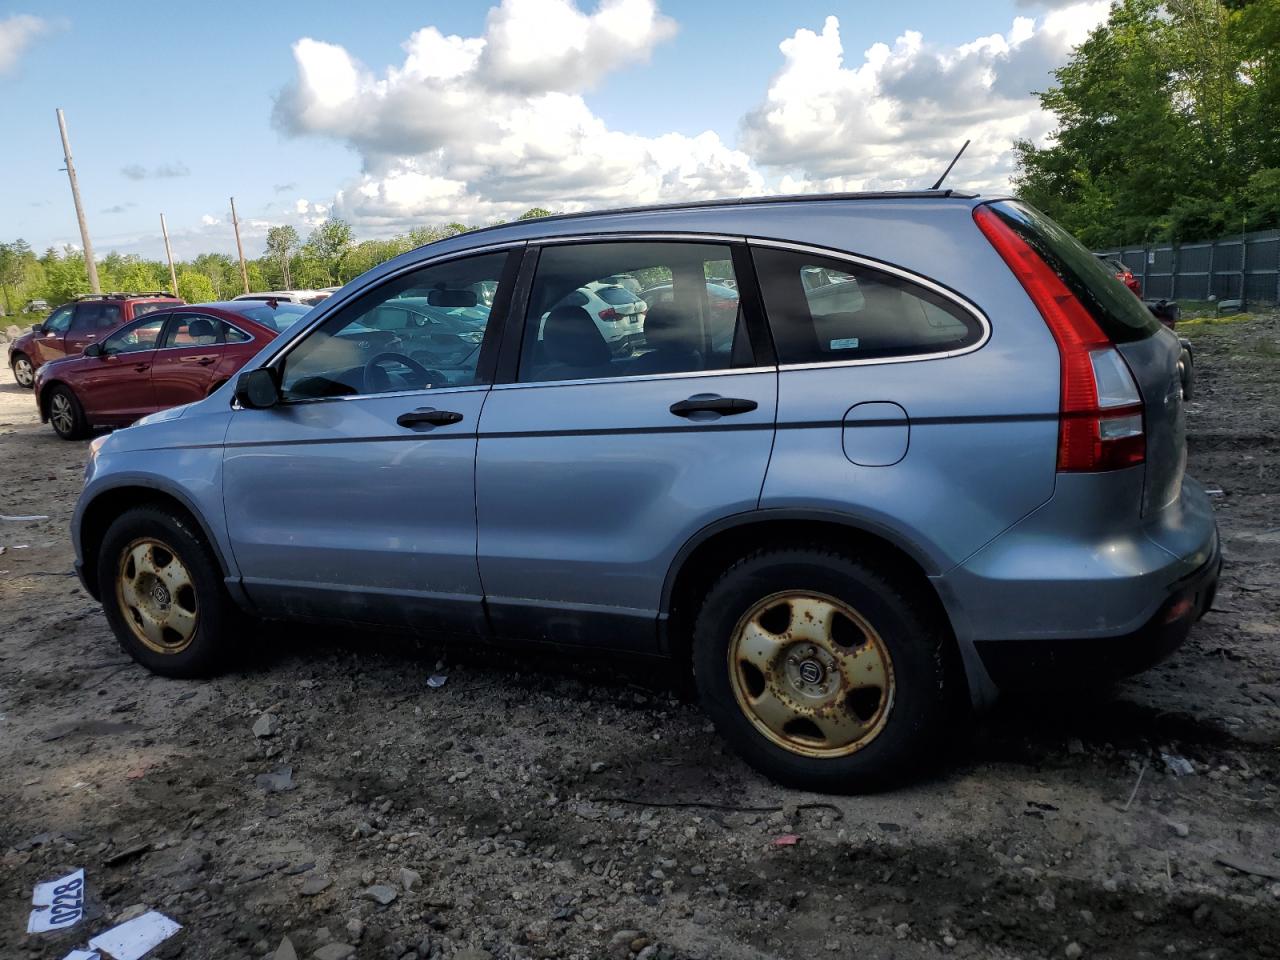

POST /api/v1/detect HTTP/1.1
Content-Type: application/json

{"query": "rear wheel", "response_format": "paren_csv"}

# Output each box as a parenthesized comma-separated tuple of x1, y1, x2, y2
(692, 547, 956, 792)
(97, 505, 240, 677)
(11, 353, 34, 388)
(48, 385, 89, 440)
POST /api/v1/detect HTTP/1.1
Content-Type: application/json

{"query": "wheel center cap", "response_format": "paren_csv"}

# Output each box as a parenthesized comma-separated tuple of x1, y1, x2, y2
(798, 659, 824, 684)
(151, 583, 171, 607)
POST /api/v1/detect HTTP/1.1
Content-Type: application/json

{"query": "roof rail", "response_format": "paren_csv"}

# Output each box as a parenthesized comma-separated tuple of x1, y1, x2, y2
(73, 291, 177, 301)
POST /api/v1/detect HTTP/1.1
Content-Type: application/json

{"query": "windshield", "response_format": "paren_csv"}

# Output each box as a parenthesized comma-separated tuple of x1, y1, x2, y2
(225, 301, 312, 331)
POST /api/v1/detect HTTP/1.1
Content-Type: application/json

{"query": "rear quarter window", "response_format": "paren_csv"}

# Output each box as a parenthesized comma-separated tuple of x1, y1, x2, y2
(988, 201, 1161, 343)
(752, 248, 984, 364)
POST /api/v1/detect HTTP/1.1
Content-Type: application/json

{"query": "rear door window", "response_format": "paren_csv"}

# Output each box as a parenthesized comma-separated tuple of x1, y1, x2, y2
(752, 248, 983, 364)
(71, 301, 124, 334)
(986, 201, 1161, 343)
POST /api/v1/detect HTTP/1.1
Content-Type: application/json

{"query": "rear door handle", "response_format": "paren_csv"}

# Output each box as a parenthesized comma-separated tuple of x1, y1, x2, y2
(669, 395, 758, 417)
(181, 355, 217, 366)
(396, 408, 464, 427)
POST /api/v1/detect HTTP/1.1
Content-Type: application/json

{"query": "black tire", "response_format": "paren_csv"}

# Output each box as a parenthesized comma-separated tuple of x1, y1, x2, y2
(97, 505, 241, 677)
(47, 384, 90, 440)
(692, 547, 957, 793)
(11, 352, 35, 389)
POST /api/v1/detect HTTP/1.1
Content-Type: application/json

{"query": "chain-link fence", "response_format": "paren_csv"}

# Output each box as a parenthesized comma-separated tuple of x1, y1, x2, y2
(1096, 228, 1280, 306)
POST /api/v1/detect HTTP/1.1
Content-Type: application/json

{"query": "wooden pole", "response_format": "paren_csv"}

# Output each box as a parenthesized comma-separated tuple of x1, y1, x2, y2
(230, 196, 249, 294)
(159, 214, 180, 297)
(56, 108, 101, 294)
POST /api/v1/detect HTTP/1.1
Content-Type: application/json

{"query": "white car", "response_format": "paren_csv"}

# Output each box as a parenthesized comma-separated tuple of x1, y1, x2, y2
(234, 290, 331, 307)
(540, 283, 647, 356)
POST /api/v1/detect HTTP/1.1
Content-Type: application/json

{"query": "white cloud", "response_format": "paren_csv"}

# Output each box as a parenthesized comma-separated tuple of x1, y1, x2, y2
(200, 214, 220, 226)
(740, 4, 1110, 193)
(0, 13, 53, 73)
(272, 0, 760, 233)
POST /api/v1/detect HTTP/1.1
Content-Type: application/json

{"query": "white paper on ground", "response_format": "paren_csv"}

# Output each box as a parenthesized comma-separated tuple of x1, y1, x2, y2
(88, 911, 181, 960)
(1, 514, 50, 521)
(27, 867, 86, 933)
(60, 951, 100, 960)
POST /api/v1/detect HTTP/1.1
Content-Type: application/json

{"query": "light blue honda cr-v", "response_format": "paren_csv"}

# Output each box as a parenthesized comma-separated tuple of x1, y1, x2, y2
(73, 192, 1219, 791)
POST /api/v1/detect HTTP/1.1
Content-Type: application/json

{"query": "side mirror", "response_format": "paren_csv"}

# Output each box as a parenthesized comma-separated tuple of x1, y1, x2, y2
(234, 368, 280, 409)
(83, 342, 103, 358)
(31, 322, 44, 334)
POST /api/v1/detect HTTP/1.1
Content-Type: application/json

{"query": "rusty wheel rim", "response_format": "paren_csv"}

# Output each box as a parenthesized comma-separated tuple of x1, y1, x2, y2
(115, 538, 199, 654)
(14, 357, 34, 387)
(727, 591, 894, 758)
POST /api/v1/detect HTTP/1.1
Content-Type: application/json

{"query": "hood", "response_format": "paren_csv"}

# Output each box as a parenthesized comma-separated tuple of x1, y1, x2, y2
(9, 329, 36, 352)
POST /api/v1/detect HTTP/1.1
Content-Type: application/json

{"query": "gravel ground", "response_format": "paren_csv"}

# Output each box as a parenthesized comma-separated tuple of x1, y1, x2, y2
(2, 315, 1278, 960)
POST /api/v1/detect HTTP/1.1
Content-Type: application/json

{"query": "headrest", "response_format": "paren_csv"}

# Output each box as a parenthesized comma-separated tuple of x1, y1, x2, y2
(188, 317, 217, 340)
(542, 304, 610, 369)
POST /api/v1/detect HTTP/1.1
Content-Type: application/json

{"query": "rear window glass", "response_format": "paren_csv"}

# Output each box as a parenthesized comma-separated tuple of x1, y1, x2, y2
(225, 302, 312, 331)
(595, 286, 638, 305)
(988, 201, 1160, 343)
(132, 301, 179, 318)
(752, 248, 983, 364)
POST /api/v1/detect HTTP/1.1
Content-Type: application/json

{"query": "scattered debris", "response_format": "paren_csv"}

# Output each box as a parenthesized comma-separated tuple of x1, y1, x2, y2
(273, 937, 298, 960)
(1216, 854, 1280, 882)
(87, 911, 181, 960)
(1, 513, 49, 521)
(59, 951, 99, 960)
(299, 875, 332, 896)
(103, 842, 151, 867)
(254, 765, 296, 793)
(1161, 753, 1196, 777)
(1122, 759, 1148, 811)
(771, 834, 800, 847)
(253, 712, 281, 738)
(28, 868, 86, 934)
(426, 673, 448, 688)
(361, 884, 398, 905)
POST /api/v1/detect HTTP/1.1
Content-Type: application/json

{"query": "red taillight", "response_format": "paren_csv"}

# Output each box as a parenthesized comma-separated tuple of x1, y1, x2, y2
(598, 307, 619, 321)
(974, 205, 1145, 472)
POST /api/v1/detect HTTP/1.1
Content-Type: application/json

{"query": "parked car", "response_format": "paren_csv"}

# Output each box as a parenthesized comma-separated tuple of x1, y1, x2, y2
(23, 299, 50, 313)
(34, 300, 310, 439)
(8, 292, 183, 388)
(538, 282, 646, 356)
(72, 192, 1218, 792)
(1097, 255, 1141, 296)
(234, 290, 331, 307)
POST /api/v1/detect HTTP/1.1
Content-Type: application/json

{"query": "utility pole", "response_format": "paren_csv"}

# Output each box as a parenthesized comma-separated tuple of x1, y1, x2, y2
(56, 108, 100, 294)
(230, 196, 250, 294)
(160, 213, 179, 297)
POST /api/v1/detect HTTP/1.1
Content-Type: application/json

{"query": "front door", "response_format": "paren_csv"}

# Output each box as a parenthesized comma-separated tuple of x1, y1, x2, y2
(78, 315, 165, 424)
(29, 304, 74, 366)
(222, 248, 520, 634)
(475, 239, 778, 652)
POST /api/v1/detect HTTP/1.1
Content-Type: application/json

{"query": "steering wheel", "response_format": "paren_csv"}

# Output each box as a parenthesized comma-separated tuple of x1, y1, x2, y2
(363, 352, 436, 392)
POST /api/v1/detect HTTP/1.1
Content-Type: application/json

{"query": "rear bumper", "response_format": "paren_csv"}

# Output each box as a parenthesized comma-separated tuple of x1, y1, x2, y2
(933, 470, 1219, 695)
(974, 536, 1220, 687)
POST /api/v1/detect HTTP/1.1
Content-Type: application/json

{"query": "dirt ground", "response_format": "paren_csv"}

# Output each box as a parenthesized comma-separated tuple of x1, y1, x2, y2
(2, 314, 1278, 960)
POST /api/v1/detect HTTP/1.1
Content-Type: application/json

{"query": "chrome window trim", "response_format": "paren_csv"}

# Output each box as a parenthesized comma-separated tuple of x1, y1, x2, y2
(267, 382, 490, 410)
(747, 237, 991, 370)
(536, 232, 742, 245)
(492, 365, 774, 391)
(262, 241, 527, 371)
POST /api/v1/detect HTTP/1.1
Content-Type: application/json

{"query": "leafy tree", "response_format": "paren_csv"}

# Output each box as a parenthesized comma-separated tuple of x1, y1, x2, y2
(265, 225, 299, 288)
(517, 207, 554, 220)
(0, 241, 32, 313)
(307, 218, 354, 284)
(177, 270, 217, 304)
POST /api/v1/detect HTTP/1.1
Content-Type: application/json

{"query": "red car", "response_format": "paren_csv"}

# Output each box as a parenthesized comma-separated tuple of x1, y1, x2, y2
(33, 300, 312, 440)
(8, 292, 184, 388)
(1098, 256, 1141, 296)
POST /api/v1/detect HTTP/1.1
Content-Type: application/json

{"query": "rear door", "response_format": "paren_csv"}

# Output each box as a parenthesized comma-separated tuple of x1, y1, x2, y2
(67, 300, 124, 356)
(152, 312, 232, 408)
(475, 239, 777, 652)
(77, 315, 164, 423)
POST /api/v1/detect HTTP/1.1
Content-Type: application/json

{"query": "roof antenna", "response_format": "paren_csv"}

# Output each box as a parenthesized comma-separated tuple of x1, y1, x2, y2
(929, 139, 970, 191)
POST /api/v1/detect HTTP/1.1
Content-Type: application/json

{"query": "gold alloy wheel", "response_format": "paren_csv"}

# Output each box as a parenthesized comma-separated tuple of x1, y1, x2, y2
(115, 538, 199, 654)
(727, 591, 894, 758)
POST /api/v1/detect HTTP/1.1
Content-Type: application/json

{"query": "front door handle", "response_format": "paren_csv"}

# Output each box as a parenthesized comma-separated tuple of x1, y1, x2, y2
(396, 408, 464, 428)
(669, 395, 758, 418)
(134, 362, 151, 372)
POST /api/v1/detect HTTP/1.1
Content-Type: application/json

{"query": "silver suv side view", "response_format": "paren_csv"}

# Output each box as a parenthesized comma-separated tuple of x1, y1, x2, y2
(73, 191, 1220, 791)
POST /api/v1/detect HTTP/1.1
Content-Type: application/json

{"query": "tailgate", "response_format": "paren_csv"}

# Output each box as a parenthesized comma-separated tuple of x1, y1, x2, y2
(1116, 325, 1187, 515)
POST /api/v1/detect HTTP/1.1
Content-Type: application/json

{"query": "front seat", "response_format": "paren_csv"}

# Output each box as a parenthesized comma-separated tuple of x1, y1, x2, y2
(632, 302, 701, 374)
(187, 317, 219, 344)
(537, 304, 612, 380)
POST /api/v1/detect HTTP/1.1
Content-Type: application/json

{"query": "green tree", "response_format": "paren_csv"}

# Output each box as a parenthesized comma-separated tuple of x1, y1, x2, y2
(0, 241, 32, 313)
(517, 207, 554, 220)
(177, 270, 217, 304)
(307, 218, 354, 284)
(265, 225, 300, 288)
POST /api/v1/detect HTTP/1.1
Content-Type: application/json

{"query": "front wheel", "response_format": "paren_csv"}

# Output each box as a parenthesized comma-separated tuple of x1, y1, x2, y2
(692, 547, 957, 792)
(48, 385, 89, 440)
(11, 352, 34, 388)
(97, 506, 239, 677)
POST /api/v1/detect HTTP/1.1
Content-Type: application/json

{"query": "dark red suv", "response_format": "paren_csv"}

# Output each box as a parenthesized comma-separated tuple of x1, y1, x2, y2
(8, 293, 185, 388)
(33, 300, 312, 439)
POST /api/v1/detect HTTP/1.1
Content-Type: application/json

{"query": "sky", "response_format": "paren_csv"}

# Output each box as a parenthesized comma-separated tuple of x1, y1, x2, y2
(0, 0, 1109, 262)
